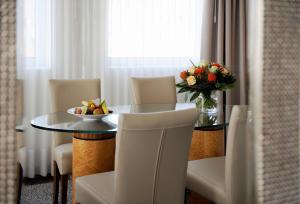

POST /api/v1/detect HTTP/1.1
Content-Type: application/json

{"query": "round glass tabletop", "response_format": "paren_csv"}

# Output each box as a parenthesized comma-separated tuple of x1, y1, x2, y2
(30, 103, 232, 136)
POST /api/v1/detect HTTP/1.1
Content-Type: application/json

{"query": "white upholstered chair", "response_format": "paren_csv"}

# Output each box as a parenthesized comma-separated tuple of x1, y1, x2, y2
(131, 76, 177, 104)
(49, 79, 101, 204)
(186, 106, 248, 204)
(75, 108, 199, 204)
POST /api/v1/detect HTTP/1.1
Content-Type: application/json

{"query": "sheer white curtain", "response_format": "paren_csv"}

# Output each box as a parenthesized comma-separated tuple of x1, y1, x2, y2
(17, 0, 203, 177)
(17, 0, 105, 177)
(103, 0, 203, 105)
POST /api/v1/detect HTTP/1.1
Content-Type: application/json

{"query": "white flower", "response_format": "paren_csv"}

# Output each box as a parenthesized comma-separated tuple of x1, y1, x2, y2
(209, 66, 218, 73)
(188, 66, 196, 74)
(187, 76, 196, 86)
(222, 68, 229, 74)
(200, 60, 209, 67)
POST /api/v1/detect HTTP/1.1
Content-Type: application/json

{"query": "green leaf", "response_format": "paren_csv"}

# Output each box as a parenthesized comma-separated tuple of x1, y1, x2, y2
(176, 82, 187, 88)
(215, 83, 221, 88)
(176, 84, 184, 88)
(190, 92, 200, 101)
(178, 87, 190, 93)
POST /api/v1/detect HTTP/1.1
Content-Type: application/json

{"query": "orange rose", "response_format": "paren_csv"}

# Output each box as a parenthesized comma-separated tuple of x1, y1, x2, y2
(194, 67, 204, 75)
(180, 71, 188, 80)
(208, 73, 217, 82)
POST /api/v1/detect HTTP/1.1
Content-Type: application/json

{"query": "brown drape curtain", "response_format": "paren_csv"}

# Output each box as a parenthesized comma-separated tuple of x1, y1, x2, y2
(201, 0, 248, 105)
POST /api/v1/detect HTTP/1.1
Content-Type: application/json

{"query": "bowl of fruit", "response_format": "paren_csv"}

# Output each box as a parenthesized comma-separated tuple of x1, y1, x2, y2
(67, 98, 112, 120)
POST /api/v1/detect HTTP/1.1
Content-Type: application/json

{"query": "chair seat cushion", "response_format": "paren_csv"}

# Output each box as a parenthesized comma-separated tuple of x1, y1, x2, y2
(187, 156, 226, 204)
(76, 171, 114, 204)
(54, 143, 73, 175)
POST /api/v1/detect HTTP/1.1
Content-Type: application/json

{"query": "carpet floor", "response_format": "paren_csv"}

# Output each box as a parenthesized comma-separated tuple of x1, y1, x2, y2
(21, 176, 211, 204)
(21, 176, 72, 204)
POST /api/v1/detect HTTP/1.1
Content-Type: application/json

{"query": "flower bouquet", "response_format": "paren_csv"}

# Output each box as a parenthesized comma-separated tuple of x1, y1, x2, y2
(176, 60, 236, 112)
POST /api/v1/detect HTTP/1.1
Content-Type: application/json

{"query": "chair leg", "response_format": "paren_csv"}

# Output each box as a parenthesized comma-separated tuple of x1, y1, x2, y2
(184, 188, 190, 204)
(17, 162, 23, 204)
(61, 174, 69, 204)
(53, 161, 60, 204)
(187, 191, 215, 204)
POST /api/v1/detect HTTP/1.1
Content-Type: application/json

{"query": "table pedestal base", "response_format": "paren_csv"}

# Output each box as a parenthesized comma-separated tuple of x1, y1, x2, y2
(72, 135, 115, 204)
(189, 130, 224, 160)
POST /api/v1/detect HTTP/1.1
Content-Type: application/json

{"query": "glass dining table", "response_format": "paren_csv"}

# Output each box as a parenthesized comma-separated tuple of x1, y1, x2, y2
(31, 103, 232, 137)
(30, 103, 232, 203)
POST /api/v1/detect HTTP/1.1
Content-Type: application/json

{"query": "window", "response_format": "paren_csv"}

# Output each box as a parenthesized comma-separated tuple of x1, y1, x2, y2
(20, 0, 203, 70)
(108, 0, 203, 68)
(21, 0, 51, 69)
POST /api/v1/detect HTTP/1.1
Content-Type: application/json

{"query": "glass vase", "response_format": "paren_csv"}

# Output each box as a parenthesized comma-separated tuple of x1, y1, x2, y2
(195, 91, 218, 113)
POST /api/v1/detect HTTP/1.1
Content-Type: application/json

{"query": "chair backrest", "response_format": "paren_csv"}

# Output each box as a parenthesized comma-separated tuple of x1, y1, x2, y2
(225, 105, 249, 204)
(114, 108, 198, 204)
(131, 76, 177, 104)
(49, 79, 101, 147)
(16, 79, 24, 122)
(16, 79, 24, 149)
